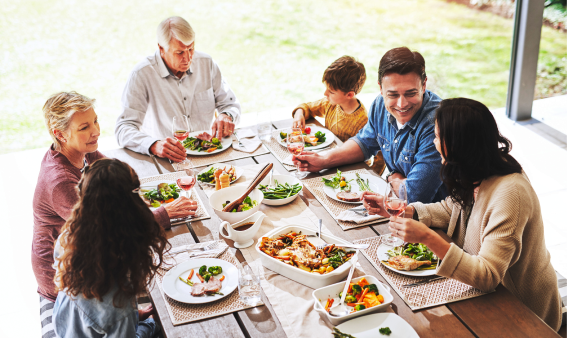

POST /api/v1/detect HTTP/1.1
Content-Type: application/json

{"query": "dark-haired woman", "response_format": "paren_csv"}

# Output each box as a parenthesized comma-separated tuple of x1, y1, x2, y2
(362, 98, 562, 331)
(52, 158, 169, 337)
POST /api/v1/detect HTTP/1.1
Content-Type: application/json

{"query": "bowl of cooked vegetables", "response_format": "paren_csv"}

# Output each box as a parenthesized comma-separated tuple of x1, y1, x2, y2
(312, 275, 393, 325)
(209, 185, 263, 224)
(258, 175, 303, 206)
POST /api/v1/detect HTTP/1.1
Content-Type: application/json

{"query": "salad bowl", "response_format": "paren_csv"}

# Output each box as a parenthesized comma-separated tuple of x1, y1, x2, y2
(209, 186, 263, 224)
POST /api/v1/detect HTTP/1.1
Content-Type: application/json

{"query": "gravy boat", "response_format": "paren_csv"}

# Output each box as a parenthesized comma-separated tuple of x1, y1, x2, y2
(219, 211, 265, 248)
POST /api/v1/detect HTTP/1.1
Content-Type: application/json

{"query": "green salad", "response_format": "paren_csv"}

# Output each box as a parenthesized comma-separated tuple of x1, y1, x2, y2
(222, 196, 258, 212)
(387, 242, 439, 270)
(322, 170, 353, 191)
(183, 137, 223, 152)
(141, 183, 180, 208)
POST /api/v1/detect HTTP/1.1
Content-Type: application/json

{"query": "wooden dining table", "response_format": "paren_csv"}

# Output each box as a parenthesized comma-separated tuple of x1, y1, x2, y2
(102, 118, 563, 338)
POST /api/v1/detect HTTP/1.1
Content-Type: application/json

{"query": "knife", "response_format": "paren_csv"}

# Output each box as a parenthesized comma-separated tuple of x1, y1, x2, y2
(402, 276, 446, 288)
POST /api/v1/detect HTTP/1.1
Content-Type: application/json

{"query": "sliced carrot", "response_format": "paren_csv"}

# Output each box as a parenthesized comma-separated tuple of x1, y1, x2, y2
(219, 275, 225, 282)
(347, 283, 353, 294)
(187, 269, 194, 279)
(207, 147, 217, 153)
(274, 256, 291, 260)
(346, 303, 356, 307)
(359, 287, 369, 301)
(196, 273, 204, 283)
(164, 198, 175, 203)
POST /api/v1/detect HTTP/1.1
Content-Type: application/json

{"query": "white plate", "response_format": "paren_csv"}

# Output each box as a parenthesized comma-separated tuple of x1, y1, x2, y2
(377, 244, 438, 276)
(197, 164, 244, 186)
(336, 313, 419, 338)
(162, 258, 238, 304)
(323, 173, 387, 204)
(139, 180, 181, 211)
(276, 126, 335, 151)
(185, 131, 232, 156)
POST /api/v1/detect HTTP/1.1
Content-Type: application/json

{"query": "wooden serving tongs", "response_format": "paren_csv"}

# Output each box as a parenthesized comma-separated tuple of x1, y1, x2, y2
(222, 163, 273, 212)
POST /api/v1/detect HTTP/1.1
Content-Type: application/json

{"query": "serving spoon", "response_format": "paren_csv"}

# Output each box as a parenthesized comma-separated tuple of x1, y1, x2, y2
(329, 251, 359, 317)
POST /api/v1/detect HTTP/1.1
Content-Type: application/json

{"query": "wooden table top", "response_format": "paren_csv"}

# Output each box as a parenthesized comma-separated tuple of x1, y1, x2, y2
(103, 118, 562, 338)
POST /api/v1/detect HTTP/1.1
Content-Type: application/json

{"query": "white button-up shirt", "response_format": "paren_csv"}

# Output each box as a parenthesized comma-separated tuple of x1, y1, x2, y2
(115, 50, 241, 155)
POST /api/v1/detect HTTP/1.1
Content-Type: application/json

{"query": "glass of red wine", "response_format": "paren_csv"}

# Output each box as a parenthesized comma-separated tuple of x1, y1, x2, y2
(286, 128, 308, 179)
(383, 180, 408, 246)
(175, 159, 196, 198)
(172, 116, 190, 142)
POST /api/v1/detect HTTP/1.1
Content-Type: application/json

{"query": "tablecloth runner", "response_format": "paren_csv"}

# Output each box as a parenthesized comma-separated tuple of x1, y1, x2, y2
(188, 134, 269, 168)
(201, 163, 366, 338)
(353, 235, 491, 311)
(302, 170, 388, 230)
(140, 171, 211, 222)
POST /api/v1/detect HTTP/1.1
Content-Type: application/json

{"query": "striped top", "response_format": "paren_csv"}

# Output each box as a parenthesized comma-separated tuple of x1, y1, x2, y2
(413, 172, 562, 331)
(292, 98, 368, 142)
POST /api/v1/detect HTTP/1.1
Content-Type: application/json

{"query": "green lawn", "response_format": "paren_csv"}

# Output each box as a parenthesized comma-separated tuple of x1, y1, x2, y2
(0, 0, 565, 153)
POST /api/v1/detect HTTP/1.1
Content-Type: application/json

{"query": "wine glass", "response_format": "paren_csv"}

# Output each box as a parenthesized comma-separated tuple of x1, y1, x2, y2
(175, 159, 196, 198)
(285, 128, 308, 179)
(383, 180, 408, 246)
(172, 116, 190, 142)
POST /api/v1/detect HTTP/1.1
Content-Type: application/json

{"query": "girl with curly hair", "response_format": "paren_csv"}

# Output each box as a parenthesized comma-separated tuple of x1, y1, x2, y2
(52, 158, 169, 337)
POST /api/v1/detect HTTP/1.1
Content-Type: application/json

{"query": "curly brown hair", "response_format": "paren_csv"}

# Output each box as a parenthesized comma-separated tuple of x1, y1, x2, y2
(322, 56, 366, 94)
(55, 158, 169, 306)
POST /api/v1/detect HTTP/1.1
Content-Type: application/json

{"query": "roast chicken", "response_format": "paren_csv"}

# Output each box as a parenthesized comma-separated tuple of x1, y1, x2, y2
(387, 255, 431, 271)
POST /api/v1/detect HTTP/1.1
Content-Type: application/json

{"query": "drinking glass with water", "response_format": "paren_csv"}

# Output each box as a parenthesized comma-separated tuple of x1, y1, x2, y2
(238, 263, 261, 306)
(256, 112, 273, 141)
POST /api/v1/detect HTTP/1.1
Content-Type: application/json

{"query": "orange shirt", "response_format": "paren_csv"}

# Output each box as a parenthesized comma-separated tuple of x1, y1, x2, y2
(292, 98, 368, 142)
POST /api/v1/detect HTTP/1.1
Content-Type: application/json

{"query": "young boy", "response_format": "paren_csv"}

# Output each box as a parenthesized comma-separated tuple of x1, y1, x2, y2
(292, 55, 367, 142)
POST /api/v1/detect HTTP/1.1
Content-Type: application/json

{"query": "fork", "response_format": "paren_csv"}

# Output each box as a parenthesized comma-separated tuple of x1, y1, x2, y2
(348, 206, 369, 217)
(233, 131, 245, 149)
(168, 243, 214, 255)
(315, 243, 369, 250)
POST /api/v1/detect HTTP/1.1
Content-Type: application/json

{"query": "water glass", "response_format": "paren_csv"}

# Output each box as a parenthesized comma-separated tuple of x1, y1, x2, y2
(256, 112, 273, 141)
(238, 263, 261, 306)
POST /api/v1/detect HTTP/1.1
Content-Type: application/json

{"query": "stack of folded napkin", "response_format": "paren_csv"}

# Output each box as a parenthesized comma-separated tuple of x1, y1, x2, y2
(337, 207, 385, 224)
(158, 240, 229, 270)
(232, 128, 263, 153)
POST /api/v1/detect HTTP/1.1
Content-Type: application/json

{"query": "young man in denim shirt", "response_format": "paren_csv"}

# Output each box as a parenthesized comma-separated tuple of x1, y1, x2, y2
(294, 47, 446, 203)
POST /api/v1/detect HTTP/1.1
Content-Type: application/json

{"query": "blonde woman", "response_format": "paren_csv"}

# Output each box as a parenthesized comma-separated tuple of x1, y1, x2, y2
(33, 92, 196, 337)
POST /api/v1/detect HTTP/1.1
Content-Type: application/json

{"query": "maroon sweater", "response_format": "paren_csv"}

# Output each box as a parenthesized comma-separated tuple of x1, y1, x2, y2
(32, 146, 171, 301)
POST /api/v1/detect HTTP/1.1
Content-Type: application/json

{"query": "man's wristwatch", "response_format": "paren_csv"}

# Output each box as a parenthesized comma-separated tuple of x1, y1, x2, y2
(220, 112, 234, 122)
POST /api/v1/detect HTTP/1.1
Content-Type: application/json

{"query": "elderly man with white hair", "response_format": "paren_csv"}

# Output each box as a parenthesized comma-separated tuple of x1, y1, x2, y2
(115, 16, 241, 162)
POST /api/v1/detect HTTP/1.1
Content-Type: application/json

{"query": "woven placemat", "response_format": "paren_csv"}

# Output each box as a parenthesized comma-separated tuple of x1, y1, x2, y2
(353, 236, 490, 311)
(155, 248, 264, 325)
(188, 139, 269, 168)
(302, 169, 388, 230)
(140, 172, 210, 222)
(263, 128, 337, 171)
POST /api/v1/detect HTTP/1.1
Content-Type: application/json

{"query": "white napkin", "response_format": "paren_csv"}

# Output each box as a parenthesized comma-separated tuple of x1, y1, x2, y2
(233, 135, 263, 153)
(234, 128, 257, 138)
(158, 240, 229, 270)
(337, 209, 385, 224)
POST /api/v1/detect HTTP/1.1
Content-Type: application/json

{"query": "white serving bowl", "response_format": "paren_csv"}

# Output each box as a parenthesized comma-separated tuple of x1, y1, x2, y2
(312, 275, 393, 325)
(259, 174, 303, 206)
(255, 224, 359, 289)
(209, 186, 263, 224)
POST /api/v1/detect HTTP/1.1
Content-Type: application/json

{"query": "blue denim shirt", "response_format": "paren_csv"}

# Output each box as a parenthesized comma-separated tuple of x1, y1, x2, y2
(351, 90, 447, 203)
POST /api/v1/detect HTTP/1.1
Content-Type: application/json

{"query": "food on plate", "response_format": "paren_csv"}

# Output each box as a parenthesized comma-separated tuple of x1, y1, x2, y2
(387, 256, 431, 271)
(259, 231, 354, 274)
(141, 183, 180, 207)
(222, 196, 258, 212)
(183, 132, 223, 152)
(336, 191, 361, 202)
(219, 172, 230, 189)
(324, 277, 384, 315)
(323, 170, 354, 192)
(379, 327, 392, 335)
(355, 173, 373, 192)
(332, 328, 356, 338)
(259, 180, 302, 199)
(383, 242, 438, 271)
(280, 129, 327, 147)
(190, 276, 223, 296)
(198, 166, 237, 185)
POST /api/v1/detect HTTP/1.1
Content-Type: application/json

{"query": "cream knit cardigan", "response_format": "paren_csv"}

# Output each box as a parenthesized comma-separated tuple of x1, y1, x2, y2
(413, 172, 562, 331)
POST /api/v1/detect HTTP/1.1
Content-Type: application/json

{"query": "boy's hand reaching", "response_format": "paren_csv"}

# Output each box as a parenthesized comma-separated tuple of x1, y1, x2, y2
(292, 109, 306, 130)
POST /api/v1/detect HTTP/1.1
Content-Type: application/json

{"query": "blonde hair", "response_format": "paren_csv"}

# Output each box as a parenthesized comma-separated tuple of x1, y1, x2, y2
(157, 16, 195, 52)
(43, 91, 96, 150)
